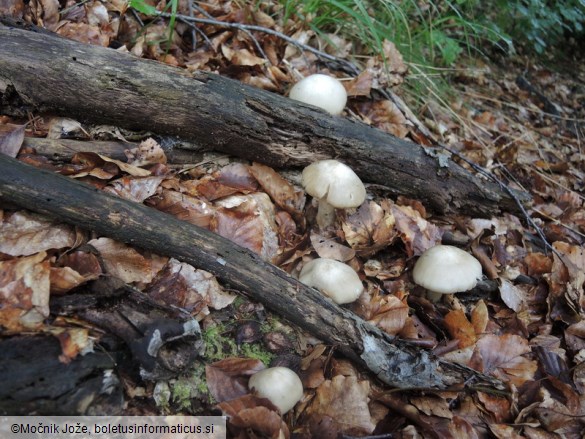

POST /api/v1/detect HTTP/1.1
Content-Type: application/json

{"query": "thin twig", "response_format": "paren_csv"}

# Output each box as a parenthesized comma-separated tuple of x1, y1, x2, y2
(155, 11, 360, 75)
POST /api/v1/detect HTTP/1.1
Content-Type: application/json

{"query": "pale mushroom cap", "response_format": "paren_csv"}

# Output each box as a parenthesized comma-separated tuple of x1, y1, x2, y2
(299, 258, 364, 304)
(289, 74, 348, 115)
(301, 160, 366, 209)
(412, 245, 483, 294)
(248, 367, 303, 414)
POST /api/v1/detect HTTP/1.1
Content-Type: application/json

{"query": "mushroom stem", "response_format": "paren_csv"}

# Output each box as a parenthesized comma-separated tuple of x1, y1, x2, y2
(426, 291, 444, 302)
(316, 200, 336, 229)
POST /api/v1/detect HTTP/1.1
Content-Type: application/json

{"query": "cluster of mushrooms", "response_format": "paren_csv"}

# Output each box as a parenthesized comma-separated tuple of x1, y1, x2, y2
(246, 74, 484, 416)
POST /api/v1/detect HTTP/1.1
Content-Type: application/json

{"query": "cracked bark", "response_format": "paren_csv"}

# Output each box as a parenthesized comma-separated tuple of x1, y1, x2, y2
(0, 23, 530, 218)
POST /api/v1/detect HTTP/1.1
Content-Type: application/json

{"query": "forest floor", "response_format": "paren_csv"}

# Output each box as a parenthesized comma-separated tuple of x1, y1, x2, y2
(0, 0, 584, 438)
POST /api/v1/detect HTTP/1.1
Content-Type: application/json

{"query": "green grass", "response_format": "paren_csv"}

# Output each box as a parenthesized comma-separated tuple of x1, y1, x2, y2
(278, 0, 508, 111)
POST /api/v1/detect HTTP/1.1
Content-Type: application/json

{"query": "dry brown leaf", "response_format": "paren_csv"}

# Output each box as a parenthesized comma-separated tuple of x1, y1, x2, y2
(477, 392, 512, 423)
(0, 211, 77, 257)
(145, 258, 234, 318)
(444, 309, 477, 348)
(217, 395, 289, 439)
(470, 334, 537, 386)
(214, 193, 280, 261)
(248, 162, 305, 220)
(97, 153, 151, 176)
(345, 70, 374, 97)
(125, 138, 167, 166)
(217, 163, 259, 192)
(499, 279, 527, 312)
(59, 250, 102, 280)
(48, 327, 93, 363)
(50, 266, 88, 295)
(0, 252, 50, 330)
(305, 375, 375, 435)
(148, 189, 216, 228)
(0, 123, 25, 157)
(310, 231, 355, 261)
(88, 237, 153, 284)
(390, 202, 443, 257)
(104, 175, 164, 202)
(471, 300, 489, 335)
(366, 292, 409, 336)
(221, 45, 266, 66)
(206, 357, 265, 403)
(341, 201, 396, 257)
(410, 395, 453, 418)
(356, 100, 411, 138)
(56, 22, 111, 46)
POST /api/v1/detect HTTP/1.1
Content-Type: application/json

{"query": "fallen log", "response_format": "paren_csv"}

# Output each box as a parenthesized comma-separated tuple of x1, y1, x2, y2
(0, 153, 504, 390)
(0, 24, 530, 218)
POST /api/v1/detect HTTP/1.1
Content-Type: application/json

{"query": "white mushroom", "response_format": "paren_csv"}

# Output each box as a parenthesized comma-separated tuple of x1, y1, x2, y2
(301, 159, 366, 229)
(299, 258, 364, 304)
(289, 74, 348, 115)
(412, 245, 483, 301)
(248, 367, 303, 414)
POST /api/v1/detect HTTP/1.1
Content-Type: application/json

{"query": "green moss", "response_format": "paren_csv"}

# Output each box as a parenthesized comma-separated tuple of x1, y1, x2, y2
(240, 343, 274, 365)
(202, 324, 238, 361)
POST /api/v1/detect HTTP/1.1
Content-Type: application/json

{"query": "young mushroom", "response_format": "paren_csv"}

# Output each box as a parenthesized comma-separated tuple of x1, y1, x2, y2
(301, 159, 366, 229)
(248, 366, 303, 414)
(412, 244, 483, 302)
(299, 258, 364, 304)
(289, 74, 348, 115)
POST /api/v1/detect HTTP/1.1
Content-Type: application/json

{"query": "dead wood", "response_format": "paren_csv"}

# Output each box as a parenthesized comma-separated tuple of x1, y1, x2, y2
(0, 24, 530, 218)
(0, 154, 505, 391)
(23, 137, 206, 164)
(0, 335, 124, 415)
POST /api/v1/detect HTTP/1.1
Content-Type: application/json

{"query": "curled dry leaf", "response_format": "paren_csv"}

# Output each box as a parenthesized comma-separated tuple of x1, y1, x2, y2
(341, 201, 396, 257)
(305, 375, 375, 436)
(206, 357, 265, 403)
(0, 211, 77, 257)
(97, 153, 151, 177)
(389, 201, 443, 257)
(104, 175, 164, 202)
(0, 251, 50, 330)
(469, 334, 537, 387)
(50, 266, 88, 295)
(88, 237, 153, 284)
(249, 162, 305, 222)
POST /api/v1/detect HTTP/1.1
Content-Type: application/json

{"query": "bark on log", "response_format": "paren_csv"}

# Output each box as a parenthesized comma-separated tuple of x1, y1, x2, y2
(23, 137, 206, 164)
(0, 24, 530, 218)
(0, 154, 504, 390)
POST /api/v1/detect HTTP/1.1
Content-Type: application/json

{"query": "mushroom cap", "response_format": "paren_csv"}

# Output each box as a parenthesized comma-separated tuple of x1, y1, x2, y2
(299, 258, 364, 304)
(301, 160, 366, 209)
(248, 367, 303, 414)
(412, 245, 483, 294)
(289, 74, 348, 115)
